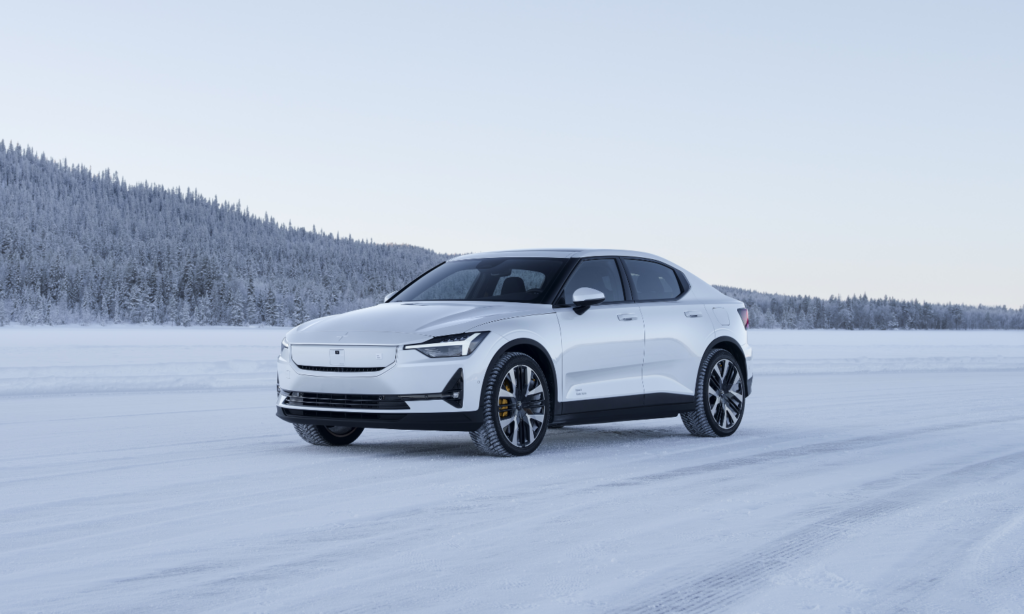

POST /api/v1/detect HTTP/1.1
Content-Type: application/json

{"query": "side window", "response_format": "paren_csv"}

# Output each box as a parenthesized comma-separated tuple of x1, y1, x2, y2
(624, 259, 682, 301)
(558, 259, 625, 304)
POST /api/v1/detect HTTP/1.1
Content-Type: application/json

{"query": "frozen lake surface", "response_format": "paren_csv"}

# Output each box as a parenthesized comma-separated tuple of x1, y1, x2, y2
(2, 327, 1023, 613)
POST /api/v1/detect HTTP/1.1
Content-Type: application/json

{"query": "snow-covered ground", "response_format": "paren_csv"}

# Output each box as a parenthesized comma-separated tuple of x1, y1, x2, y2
(2, 327, 1023, 613)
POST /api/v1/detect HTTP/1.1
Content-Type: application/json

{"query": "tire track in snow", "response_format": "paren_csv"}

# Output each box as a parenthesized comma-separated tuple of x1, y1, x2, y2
(615, 450, 1024, 614)
(592, 414, 1024, 491)
(848, 495, 1024, 613)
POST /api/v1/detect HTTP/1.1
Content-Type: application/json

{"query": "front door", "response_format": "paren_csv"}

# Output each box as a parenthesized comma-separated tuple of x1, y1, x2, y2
(556, 258, 645, 413)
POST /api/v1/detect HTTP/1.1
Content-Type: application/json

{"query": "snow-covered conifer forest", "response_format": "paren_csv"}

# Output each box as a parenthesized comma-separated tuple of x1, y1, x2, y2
(715, 286, 1024, 330)
(0, 142, 449, 326)
(2, 141, 1021, 329)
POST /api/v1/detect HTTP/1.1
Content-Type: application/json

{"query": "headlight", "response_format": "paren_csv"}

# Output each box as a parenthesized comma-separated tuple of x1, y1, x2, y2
(405, 332, 489, 358)
(280, 338, 290, 360)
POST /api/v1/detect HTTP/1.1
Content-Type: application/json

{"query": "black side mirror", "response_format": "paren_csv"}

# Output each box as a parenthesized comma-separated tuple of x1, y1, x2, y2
(571, 287, 605, 315)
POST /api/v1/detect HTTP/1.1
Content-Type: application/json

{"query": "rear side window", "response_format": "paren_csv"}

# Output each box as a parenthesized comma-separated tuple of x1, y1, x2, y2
(558, 259, 626, 304)
(624, 259, 683, 301)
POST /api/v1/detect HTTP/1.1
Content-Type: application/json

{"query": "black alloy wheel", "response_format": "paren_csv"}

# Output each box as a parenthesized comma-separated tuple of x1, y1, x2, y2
(682, 348, 746, 437)
(470, 352, 550, 457)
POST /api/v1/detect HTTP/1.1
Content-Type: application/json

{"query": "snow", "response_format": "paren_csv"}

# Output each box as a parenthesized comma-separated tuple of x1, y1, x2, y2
(2, 327, 1023, 612)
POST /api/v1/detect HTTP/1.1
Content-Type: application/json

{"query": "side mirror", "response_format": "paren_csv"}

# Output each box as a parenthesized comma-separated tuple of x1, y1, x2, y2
(571, 287, 605, 315)
(383, 291, 398, 303)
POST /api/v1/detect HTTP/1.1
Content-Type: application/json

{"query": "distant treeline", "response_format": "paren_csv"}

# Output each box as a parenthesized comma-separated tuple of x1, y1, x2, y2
(2, 142, 1021, 329)
(716, 286, 1024, 330)
(0, 142, 448, 326)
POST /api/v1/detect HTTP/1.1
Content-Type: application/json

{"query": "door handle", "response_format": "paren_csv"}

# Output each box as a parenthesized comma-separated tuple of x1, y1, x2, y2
(617, 314, 638, 321)
(685, 311, 702, 318)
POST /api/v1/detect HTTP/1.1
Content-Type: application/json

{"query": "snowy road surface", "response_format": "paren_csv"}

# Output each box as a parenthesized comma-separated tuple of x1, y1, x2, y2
(2, 327, 1023, 613)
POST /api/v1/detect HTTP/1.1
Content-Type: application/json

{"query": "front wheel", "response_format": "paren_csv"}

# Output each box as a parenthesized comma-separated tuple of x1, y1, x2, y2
(470, 352, 550, 457)
(682, 348, 746, 437)
(294, 424, 364, 446)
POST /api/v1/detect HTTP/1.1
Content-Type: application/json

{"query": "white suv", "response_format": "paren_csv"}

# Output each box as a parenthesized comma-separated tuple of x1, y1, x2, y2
(277, 249, 752, 456)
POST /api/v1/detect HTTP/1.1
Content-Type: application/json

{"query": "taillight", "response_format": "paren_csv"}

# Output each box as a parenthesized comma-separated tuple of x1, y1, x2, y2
(737, 308, 749, 329)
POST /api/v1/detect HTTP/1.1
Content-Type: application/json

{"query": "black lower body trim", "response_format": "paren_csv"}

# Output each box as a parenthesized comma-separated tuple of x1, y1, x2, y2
(560, 393, 696, 413)
(554, 392, 696, 426)
(277, 406, 484, 432)
(553, 405, 686, 426)
(746, 375, 753, 397)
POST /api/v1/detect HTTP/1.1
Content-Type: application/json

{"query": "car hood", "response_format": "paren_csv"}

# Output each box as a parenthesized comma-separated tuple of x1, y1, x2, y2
(287, 302, 552, 345)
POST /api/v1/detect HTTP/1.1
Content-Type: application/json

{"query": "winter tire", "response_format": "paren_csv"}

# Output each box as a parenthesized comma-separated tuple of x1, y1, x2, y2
(682, 348, 746, 437)
(470, 352, 550, 457)
(294, 424, 364, 446)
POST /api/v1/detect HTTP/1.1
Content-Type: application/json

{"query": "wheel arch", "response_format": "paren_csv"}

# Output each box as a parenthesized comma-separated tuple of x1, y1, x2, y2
(490, 337, 558, 408)
(705, 335, 748, 385)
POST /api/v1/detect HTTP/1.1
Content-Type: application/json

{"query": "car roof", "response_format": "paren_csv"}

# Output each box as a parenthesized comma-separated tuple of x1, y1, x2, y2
(449, 248, 684, 269)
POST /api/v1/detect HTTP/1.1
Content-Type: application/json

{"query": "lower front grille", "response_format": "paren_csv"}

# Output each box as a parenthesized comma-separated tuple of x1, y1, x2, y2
(281, 408, 403, 421)
(295, 365, 385, 373)
(282, 391, 410, 410)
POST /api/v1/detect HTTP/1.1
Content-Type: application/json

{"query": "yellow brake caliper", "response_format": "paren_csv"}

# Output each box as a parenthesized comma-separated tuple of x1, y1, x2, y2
(499, 380, 512, 423)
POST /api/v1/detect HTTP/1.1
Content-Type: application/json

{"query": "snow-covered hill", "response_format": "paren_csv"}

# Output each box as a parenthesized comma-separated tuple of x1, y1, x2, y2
(0, 142, 449, 326)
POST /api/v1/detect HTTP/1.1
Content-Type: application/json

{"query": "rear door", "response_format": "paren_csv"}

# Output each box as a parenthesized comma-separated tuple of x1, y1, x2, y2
(622, 258, 713, 399)
(556, 258, 645, 411)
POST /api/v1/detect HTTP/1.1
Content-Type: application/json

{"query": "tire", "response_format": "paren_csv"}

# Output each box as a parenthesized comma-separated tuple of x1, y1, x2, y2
(470, 352, 550, 457)
(294, 423, 364, 446)
(682, 348, 746, 437)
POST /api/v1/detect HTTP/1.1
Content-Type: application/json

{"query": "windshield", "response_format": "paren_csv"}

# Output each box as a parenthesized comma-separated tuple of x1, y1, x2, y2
(392, 258, 569, 303)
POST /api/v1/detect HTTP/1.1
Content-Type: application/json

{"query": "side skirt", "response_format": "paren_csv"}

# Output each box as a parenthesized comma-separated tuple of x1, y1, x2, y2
(553, 393, 696, 426)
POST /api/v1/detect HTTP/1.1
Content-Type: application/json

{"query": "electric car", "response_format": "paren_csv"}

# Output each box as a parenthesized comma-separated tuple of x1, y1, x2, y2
(277, 249, 752, 457)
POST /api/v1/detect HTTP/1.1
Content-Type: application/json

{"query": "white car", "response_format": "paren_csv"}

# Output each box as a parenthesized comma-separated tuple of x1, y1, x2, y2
(277, 249, 752, 456)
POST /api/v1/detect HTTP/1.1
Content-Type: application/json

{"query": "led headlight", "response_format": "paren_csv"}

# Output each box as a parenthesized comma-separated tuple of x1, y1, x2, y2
(405, 332, 489, 358)
(280, 337, 290, 360)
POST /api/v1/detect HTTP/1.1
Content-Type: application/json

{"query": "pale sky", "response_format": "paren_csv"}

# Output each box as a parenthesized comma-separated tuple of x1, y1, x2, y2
(3, 1, 1022, 306)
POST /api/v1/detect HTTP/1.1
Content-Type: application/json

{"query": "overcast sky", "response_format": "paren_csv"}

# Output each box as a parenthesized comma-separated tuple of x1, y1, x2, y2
(3, 1, 1022, 306)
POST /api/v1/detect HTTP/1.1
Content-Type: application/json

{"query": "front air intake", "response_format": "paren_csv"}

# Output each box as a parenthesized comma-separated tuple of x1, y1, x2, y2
(282, 391, 410, 410)
(295, 365, 385, 373)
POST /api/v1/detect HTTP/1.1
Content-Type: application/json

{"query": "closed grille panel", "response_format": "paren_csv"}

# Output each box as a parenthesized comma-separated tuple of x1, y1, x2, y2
(282, 391, 409, 410)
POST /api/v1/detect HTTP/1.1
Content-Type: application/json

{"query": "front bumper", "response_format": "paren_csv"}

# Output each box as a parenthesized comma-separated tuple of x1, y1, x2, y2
(277, 333, 502, 428)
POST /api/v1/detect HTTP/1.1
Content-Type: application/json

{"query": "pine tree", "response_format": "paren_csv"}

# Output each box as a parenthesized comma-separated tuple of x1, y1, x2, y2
(177, 290, 193, 327)
(292, 296, 307, 326)
(195, 294, 212, 325)
(229, 291, 245, 326)
(245, 276, 257, 324)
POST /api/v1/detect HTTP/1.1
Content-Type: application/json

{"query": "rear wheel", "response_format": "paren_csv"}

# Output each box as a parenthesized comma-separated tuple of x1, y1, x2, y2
(294, 423, 364, 446)
(470, 352, 549, 457)
(682, 348, 746, 437)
